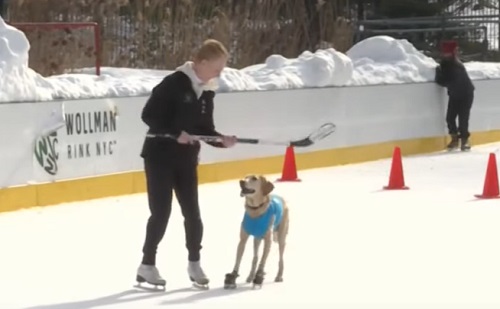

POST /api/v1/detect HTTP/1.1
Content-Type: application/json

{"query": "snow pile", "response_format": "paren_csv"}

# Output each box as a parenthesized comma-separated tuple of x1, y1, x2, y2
(0, 16, 166, 102)
(223, 36, 500, 89)
(462, 61, 500, 80)
(346, 36, 439, 85)
(218, 48, 353, 91)
(221, 35, 440, 90)
(2, 15, 500, 103)
(0, 17, 52, 102)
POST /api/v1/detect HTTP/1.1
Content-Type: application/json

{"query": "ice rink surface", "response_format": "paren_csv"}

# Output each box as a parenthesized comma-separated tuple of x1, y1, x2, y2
(2, 143, 500, 309)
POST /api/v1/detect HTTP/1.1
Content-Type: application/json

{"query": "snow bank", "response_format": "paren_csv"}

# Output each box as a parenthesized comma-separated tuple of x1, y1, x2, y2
(346, 36, 438, 85)
(226, 36, 500, 89)
(218, 48, 353, 91)
(2, 15, 500, 103)
(221, 35, 441, 90)
(0, 17, 51, 102)
(0, 16, 165, 102)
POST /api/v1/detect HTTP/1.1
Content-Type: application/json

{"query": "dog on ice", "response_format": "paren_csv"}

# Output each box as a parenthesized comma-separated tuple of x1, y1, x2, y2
(224, 174, 290, 289)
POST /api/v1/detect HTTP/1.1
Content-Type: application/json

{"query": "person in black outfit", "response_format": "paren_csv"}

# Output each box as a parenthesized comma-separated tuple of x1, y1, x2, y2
(435, 40, 475, 151)
(136, 39, 237, 288)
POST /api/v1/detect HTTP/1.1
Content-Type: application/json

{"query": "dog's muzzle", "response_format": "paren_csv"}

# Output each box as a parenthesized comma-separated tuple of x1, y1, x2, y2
(239, 180, 255, 197)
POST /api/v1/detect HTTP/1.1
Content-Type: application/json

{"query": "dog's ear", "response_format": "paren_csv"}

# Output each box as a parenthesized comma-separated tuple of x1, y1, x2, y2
(260, 177, 274, 196)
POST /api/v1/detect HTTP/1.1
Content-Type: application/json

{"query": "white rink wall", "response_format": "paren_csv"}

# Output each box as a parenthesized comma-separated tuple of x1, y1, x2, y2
(2, 79, 500, 189)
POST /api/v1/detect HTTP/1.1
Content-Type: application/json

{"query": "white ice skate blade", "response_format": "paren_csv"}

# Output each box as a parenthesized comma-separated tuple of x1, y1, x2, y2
(134, 282, 166, 292)
(191, 282, 210, 290)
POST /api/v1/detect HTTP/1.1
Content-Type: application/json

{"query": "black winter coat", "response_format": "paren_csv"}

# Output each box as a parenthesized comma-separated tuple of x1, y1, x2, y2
(140, 71, 225, 160)
(435, 57, 475, 99)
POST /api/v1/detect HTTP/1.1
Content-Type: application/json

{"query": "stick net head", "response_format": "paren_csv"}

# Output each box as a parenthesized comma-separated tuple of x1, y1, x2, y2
(308, 122, 336, 141)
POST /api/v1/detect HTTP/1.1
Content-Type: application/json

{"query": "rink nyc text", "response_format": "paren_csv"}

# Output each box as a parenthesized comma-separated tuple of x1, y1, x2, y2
(64, 110, 117, 159)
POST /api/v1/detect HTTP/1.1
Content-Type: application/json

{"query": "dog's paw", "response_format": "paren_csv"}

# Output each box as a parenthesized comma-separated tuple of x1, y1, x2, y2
(253, 271, 265, 286)
(224, 272, 238, 289)
(247, 270, 266, 283)
(274, 276, 283, 282)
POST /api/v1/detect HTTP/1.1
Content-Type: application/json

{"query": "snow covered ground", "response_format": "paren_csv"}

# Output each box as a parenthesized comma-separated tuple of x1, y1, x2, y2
(2, 142, 500, 309)
(2, 16, 500, 103)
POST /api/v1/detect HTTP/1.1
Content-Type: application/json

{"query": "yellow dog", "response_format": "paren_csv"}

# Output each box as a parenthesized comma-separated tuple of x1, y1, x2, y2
(224, 174, 290, 289)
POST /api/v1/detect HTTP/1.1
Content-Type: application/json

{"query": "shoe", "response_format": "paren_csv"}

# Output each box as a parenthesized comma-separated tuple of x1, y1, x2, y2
(188, 261, 209, 286)
(136, 264, 166, 286)
(460, 137, 471, 151)
(447, 134, 459, 150)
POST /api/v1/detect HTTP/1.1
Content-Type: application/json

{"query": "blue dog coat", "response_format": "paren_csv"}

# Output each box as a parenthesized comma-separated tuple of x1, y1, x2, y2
(242, 195, 284, 239)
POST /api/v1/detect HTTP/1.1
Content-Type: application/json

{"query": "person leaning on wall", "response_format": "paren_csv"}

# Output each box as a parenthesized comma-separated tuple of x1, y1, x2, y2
(435, 40, 475, 152)
(136, 39, 238, 288)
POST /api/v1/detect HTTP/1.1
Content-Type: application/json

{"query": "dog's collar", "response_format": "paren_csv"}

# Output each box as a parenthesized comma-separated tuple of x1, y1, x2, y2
(245, 201, 266, 209)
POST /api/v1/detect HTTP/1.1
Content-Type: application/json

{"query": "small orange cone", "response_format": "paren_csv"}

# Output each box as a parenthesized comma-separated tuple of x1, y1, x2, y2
(475, 153, 500, 199)
(383, 146, 409, 190)
(276, 146, 301, 182)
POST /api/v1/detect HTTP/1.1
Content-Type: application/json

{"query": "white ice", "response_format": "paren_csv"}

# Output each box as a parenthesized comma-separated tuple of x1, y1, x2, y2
(2, 15, 500, 103)
(2, 143, 500, 309)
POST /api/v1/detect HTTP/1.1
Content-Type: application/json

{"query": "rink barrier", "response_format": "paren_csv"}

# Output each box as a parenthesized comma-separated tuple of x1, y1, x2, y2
(1, 79, 500, 213)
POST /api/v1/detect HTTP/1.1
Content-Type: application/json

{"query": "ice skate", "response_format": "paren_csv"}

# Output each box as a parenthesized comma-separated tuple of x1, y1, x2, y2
(446, 134, 459, 151)
(135, 264, 166, 291)
(188, 261, 210, 289)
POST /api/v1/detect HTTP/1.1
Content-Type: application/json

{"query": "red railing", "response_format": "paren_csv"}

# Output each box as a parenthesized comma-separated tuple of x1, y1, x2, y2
(8, 22, 101, 76)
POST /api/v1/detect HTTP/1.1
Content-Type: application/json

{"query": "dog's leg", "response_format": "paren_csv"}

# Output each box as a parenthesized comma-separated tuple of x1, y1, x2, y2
(233, 227, 249, 274)
(253, 229, 272, 287)
(275, 206, 289, 282)
(225, 227, 249, 289)
(258, 229, 273, 273)
(246, 237, 262, 283)
(252, 215, 276, 287)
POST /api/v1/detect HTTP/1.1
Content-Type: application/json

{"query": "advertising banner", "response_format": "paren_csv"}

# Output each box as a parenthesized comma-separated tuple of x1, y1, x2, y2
(33, 99, 121, 182)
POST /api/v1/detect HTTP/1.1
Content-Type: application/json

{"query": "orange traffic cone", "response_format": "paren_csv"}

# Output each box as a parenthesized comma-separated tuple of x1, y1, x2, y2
(276, 146, 301, 182)
(475, 153, 500, 199)
(383, 146, 409, 190)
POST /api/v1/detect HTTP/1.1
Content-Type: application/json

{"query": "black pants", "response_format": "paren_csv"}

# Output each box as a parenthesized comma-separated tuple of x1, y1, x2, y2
(141, 149, 203, 265)
(446, 93, 473, 139)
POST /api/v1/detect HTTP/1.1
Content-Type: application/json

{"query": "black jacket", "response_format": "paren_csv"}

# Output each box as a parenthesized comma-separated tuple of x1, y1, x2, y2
(140, 71, 225, 160)
(435, 57, 475, 99)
